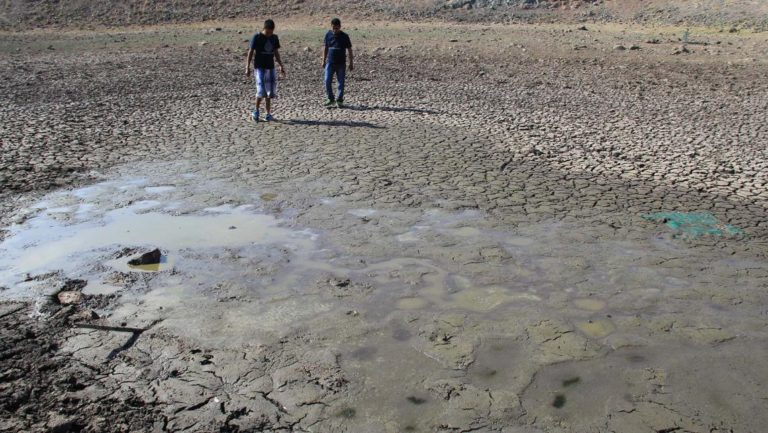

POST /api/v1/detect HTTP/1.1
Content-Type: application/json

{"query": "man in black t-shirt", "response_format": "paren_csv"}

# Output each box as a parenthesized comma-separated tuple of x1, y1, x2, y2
(322, 18, 354, 108)
(246, 19, 286, 122)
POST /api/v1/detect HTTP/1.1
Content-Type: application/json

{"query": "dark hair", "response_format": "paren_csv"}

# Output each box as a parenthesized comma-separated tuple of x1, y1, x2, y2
(264, 19, 275, 30)
(331, 18, 341, 26)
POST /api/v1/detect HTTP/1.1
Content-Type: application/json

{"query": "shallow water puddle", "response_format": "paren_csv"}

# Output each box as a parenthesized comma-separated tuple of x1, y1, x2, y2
(573, 298, 607, 311)
(0, 183, 316, 297)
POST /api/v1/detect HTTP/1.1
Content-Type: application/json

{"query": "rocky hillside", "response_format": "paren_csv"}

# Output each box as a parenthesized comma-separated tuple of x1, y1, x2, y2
(1, 0, 766, 30)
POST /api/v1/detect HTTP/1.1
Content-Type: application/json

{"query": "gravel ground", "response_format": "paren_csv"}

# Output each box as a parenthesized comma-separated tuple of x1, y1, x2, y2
(2, 0, 768, 30)
(1, 20, 767, 433)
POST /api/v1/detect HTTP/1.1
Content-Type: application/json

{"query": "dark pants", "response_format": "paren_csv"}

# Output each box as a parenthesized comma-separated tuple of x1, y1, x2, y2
(324, 62, 346, 102)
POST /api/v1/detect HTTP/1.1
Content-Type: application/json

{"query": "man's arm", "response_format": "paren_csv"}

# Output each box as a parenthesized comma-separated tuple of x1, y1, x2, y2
(348, 47, 354, 71)
(246, 48, 254, 76)
(323, 46, 328, 68)
(275, 49, 286, 76)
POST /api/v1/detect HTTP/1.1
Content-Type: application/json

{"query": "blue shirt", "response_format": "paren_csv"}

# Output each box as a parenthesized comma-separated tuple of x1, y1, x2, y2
(325, 31, 352, 65)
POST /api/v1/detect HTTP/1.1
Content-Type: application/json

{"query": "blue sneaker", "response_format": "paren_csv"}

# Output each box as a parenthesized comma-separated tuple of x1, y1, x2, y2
(265, 114, 274, 122)
(251, 110, 260, 122)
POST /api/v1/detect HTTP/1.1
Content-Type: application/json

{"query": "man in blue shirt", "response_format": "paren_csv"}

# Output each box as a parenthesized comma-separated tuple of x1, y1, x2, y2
(323, 18, 354, 108)
(246, 19, 286, 122)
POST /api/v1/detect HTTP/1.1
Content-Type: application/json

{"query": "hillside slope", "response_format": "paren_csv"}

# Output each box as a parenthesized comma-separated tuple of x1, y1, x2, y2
(1, 0, 766, 30)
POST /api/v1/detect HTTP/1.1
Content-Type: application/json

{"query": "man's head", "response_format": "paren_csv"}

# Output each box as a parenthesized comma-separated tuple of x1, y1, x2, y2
(331, 18, 341, 34)
(263, 19, 275, 36)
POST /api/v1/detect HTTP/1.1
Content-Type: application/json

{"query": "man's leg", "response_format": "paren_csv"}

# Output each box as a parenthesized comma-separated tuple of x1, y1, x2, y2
(253, 68, 265, 121)
(336, 64, 346, 103)
(265, 98, 271, 115)
(324, 62, 335, 102)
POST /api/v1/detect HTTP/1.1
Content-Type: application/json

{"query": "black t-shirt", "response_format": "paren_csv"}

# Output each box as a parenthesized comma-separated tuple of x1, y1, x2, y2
(250, 33, 280, 69)
(325, 31, 352, 65)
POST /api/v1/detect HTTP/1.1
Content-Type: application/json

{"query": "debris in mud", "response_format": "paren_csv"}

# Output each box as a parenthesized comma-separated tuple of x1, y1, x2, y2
(52, 279, 88, 305)
(69, 309, 99, 322)
(110, 247, 139, 259)
(642, 212, 743, 237)
(61, 279, 88, 291)
(128, 248, 162, 266)
(418, 319, 476, 370)
(329, 277, 351, 288)
(56, 291, 82, 305)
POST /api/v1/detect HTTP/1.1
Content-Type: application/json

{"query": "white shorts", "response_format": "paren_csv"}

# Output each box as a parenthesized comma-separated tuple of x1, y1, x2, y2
(254, 68, 278, 98)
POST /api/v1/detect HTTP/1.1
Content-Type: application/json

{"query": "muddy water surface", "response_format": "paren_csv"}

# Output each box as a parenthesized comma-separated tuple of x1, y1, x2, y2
(1, 168, 767, 431)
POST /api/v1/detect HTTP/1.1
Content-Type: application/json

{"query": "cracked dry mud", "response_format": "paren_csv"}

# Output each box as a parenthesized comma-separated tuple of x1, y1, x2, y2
(1, 20, 767, 433)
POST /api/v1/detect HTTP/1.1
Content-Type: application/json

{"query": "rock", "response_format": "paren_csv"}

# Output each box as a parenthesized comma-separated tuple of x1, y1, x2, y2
(199, 41, 208, 46)
(672, 45, 691, 55)
(613, 45, 626, 51)
(57, 291, 82, 305)
(646, 38, 661, 44)
(47, 414, 79, 433)
(128, 248, 162, 266)
(303, 46, 312, 52)
(577, 25, 588, 31)
(629, 45, 641, 50)
(729, 27, 739, 33)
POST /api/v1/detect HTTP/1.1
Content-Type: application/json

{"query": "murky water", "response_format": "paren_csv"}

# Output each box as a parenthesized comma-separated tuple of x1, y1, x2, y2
(2, 172, 767, 431)
(0, 180, 317, 300)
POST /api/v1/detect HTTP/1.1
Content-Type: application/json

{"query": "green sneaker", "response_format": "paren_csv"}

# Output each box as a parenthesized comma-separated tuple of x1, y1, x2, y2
(336, 100, 345, 109)
(324, 99, 336, 107)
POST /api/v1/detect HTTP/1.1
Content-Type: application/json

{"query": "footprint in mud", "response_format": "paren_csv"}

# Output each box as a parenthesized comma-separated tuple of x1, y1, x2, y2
(406, 396, 427, 405)
(562, 376, 581, 387)
(260, 192, 278, 201)
(336, 407, 356, 419)
(575, 319, 615, 338)
(475, 366, 498, 379)
(350, 346, 378, 360)
(573, 298, 606, 311)
(392, 328, 412, 341)
(397, 296, 429, 310)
